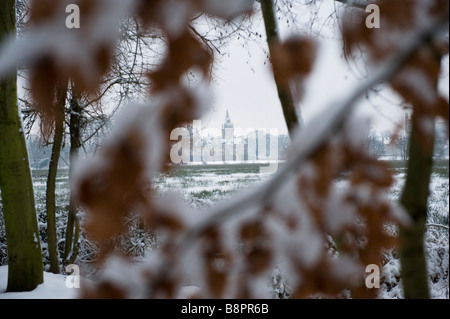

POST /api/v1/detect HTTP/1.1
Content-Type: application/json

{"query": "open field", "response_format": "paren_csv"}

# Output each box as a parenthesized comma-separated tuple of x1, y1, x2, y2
(1, 159, 448, 298)
(28, 159, 449, 220)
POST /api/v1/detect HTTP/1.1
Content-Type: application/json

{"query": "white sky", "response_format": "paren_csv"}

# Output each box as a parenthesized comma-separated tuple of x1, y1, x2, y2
(18, 1, 450, 138)
(198, 2, 449, 137)
(202, 36, 409, 136)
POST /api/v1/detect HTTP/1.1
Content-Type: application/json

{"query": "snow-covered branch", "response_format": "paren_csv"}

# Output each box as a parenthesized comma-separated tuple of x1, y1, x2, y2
(427, 223, 449, 230)
(179, 14, 449, 246)
(135, 14, 449, 297)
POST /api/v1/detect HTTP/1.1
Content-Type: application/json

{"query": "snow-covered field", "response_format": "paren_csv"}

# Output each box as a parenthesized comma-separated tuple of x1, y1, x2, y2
(0, 161, 448, 299)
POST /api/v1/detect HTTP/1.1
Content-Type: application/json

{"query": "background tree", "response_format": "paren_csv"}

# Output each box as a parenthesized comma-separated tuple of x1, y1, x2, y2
(433, 120, 449, 159)
(259, 0, 300, 136)
(44, 80, 68, 274)
(63, 88, 81, 265)
(15, 8, 159, 270)
(367, 130, 385, 157)
(0, 0, 43, 292)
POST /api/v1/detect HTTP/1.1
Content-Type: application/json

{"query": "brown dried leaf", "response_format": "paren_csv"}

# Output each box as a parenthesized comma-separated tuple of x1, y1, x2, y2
(350, 157, 393, 188)
(200, 0, 253, 21)
(154, 212, 186, 233)
(77, 129, 147, 243)
(81, 281, 126, 299)
(148, 31, 212, 92)
(207, 268, 227, 298)
(271, 36, 317, 94)
(247, 247, 272, 275)
(342, 0, 417, 61)
(29, 0, 60, 23)
(239, 221, 263, 242)
(136, 0, 166, 27)
(292, 259, 341, 298)
(28, 0, 115, 132)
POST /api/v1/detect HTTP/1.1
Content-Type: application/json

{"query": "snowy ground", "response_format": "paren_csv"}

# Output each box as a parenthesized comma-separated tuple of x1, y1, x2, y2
(0, 266, 77, 299)
(0, 265, 204, 299)
(0, 161, 448, 299)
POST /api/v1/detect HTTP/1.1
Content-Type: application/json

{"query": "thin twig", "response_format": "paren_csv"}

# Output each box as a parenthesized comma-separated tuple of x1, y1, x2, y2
(426, 223, 449, 230)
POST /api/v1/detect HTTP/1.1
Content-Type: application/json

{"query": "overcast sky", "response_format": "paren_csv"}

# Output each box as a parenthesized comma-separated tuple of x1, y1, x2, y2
(198, 2, 449, 137)
(20, 1, 449, 139)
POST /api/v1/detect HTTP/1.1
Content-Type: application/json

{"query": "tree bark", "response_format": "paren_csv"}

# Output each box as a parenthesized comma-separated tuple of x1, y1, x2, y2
(260, 0, 299, 136)
(399, 111, 434, 299)
(45, 81, 68, 274)
(0, 0, 43, 292)
(64, 91, 81, 264)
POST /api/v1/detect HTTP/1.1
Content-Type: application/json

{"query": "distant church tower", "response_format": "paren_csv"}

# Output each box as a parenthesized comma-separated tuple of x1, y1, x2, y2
(222, 109, 234, 161)
(222, 109, 234, 139)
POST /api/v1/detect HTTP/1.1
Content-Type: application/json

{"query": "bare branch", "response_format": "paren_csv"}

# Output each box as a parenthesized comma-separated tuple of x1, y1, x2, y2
(189, 24, 222, 55)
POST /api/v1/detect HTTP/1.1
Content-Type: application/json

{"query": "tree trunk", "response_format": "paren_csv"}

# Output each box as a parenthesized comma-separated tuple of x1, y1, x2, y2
(45, 82, 68, 274)
(0, 0, 43, 292)
(64, 92, 81, 265)
(260, 0, 299, 136)
(399, 111, 434, 299)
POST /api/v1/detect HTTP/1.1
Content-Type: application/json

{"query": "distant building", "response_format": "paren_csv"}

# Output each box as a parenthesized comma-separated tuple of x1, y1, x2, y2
(222, 109, 234, 139)
(222, 109, 235, 162)
(179, 109, 290, 165)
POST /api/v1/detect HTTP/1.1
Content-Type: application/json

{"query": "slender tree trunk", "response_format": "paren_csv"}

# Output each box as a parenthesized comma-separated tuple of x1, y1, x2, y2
(64, 92, 81, 264)
(0, 0, 43, 292)
(260, 0, 299, 136)
(45, 81, 68, 274)
(399, 111, 434, 299)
